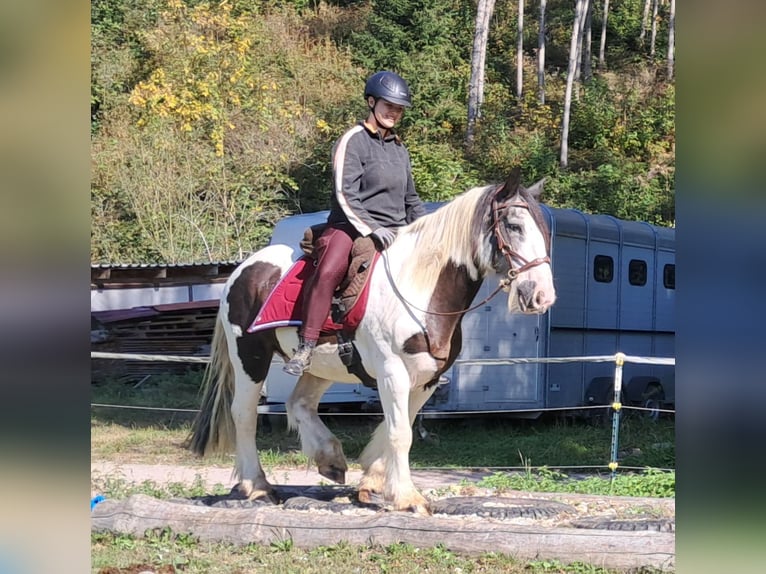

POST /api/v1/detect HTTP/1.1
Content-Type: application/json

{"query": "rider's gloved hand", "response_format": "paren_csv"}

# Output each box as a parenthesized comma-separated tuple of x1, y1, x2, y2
(371, 227, 396, 250)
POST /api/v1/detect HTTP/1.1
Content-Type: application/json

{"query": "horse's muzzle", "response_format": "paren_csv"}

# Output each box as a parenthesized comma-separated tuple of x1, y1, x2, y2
(517, 280, 555, 313)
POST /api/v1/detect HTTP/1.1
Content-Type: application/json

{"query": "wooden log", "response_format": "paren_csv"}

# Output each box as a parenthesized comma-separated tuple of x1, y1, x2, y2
(92, 495, 675, 571)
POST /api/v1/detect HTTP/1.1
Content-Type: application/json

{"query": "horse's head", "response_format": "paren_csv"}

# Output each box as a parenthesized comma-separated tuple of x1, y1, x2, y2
(489, 168, 556, 314)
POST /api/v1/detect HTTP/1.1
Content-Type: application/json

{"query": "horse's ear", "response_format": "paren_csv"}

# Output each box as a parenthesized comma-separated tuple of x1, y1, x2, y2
(525, 177, 546, 200)
(504, 167, 522, 194)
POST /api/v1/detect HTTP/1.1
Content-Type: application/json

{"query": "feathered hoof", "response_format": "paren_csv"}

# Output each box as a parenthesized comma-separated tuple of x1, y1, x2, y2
(357, 488, 377, 505)
(234, 481, 279, 504)
(394, 492, 432, 516)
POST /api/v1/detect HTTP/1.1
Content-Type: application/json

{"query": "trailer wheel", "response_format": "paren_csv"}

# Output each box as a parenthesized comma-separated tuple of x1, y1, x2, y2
(642, 385, 665, 422)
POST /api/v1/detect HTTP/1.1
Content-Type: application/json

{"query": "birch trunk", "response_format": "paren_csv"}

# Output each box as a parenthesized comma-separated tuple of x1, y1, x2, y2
(640, 0, 651, 47)
(574, 0, 589, 86)
(667, 0, 675, 79)
(650, 0, 659, 57)
(598, 0, 610, 68)
(466, 0, 497, 149)
(538, 0, 547, 103)
(516, 0, 525, 99)
(581, 0, 593, 82)
(560, 0, 587, 168)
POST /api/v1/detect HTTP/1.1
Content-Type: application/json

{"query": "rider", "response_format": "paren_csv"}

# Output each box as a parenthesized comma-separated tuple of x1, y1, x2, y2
(283, 70, 426, 376)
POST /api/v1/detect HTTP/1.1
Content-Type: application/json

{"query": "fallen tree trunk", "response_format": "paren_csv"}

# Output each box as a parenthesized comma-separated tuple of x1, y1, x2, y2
(92, 495, 675, 571)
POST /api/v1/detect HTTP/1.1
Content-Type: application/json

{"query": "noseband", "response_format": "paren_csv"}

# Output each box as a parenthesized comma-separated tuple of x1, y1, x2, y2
(491, 188, 551, 286)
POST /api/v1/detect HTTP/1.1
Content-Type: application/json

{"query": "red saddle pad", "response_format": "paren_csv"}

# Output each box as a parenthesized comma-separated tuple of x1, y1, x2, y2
(246, 255, 376, 335)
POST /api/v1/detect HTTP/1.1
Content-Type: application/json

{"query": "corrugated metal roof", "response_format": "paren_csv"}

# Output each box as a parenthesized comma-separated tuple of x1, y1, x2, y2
(91, 260, 243, 269)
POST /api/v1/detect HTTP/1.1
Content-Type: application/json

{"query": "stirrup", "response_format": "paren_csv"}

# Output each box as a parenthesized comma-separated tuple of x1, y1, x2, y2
(282, 357, 310, 376)
(282, 344, 313, 376)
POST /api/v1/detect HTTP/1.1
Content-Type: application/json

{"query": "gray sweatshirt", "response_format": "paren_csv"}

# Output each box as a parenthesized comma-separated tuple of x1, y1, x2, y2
(327, 121, 425, 236)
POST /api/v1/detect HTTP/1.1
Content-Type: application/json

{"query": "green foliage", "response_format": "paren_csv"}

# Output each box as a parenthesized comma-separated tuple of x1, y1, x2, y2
(91, 0, 361, 262)
(91, 0, 674, 263)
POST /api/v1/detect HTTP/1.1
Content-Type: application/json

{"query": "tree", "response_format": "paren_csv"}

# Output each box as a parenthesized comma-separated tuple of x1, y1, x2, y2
(516, 0, 524, 100)
(574, 0, 589, 85)
(560, 0, 587, 168)
(667, 0, 675, 79)
(538, 0, 547, 103)
(466, 0, 496, 149)
(580, 0, 594, 82)
(640, 0, 651, 47)
(598, 0, 610, 68)
(650, 0, 659, 57)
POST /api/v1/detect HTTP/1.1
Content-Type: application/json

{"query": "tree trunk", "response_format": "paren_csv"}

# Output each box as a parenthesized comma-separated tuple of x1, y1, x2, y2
(538, 0, 547, 103)
(598, 0, 610, 68)
(581, 0, 593, 82)
(516, 0, 525, 99)
(650, 0, 659, 57)
(560, 0, 587, 168)
(466, 0, 497, 149)
(574, 0, 589, 86)
(640, 0, 651, 47)
(667, 0, 675, 79)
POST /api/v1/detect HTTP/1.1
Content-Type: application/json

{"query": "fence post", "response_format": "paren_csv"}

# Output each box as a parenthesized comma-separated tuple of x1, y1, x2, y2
(608, 352, 626, 481)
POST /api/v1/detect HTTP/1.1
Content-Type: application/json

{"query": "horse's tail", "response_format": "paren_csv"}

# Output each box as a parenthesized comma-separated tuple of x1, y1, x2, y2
(185, 313, 237, 456)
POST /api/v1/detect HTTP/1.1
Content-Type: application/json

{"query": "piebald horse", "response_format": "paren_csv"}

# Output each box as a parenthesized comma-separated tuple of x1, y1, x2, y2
(187, 168, 556, 514)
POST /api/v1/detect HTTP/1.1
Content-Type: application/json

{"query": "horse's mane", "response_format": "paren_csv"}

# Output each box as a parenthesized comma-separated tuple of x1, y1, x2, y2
(399, 184, 494, 292)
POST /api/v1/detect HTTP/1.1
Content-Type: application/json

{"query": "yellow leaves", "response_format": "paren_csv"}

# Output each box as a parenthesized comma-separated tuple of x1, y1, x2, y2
(315, 119, 330, 133)
(125, 0, 347, 161)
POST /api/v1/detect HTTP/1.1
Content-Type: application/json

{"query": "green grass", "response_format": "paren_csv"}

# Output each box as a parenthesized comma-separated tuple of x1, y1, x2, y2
(91, 530, 667, 574)
(476, 467, 675, 498)
(92, 474, 230, 500)
(92, 374, 675, 478)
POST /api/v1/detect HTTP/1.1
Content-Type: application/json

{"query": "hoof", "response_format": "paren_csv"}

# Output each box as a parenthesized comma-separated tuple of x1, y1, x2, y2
(408, 502, 432, 516)
(234, 482, 279, 504)
(318, 464, 347, 484)
(394, 492, 431, 515)
(357, 488, 376, 505)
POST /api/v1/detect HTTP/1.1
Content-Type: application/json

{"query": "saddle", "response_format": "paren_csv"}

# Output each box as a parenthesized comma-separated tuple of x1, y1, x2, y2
(300, 223, 377, 322)
(248, 224, 379, 388)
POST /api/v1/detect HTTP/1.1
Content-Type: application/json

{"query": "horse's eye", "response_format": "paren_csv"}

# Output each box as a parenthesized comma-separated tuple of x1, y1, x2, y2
(508, 223, 523, 234)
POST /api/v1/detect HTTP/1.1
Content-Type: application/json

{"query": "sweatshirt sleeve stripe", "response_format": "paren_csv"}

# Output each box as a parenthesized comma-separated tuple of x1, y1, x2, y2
(333, 125, 373, 236)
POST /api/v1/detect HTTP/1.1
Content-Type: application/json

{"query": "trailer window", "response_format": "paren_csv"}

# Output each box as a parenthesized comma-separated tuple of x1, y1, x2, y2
(663, 263, 675, 289)
(628, 259, 647, 286)
(593, 255, 613, 283)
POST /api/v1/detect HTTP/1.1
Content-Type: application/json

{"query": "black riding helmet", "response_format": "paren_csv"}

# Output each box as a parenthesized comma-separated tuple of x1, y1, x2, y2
(364, 71, 412, 107)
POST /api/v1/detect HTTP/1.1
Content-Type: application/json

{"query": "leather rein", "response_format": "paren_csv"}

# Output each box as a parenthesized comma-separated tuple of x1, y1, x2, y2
(382, 185, 551, 318)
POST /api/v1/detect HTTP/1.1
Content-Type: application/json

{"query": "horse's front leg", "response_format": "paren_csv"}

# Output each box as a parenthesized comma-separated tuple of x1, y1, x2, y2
(286, 372, 348, 483)
(360, 361, 430, 514)
(359, 381, 437, 512)
(231, 375, 274, 502)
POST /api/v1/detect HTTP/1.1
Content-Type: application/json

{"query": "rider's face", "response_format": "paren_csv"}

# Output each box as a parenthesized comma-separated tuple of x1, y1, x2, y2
(369, 98, 405, 129)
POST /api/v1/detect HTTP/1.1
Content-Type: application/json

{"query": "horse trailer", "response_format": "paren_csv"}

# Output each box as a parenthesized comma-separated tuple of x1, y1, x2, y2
(260, 204, 675, 418)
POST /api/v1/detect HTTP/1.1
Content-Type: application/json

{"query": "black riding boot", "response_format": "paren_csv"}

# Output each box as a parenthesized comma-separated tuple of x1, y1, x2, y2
(282, 338, 316, 376)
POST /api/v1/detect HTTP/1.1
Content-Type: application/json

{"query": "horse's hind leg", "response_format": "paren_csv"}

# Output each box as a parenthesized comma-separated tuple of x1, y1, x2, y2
(230, 338, 275, 501)
(358, 381, 437, 509)
(286, 372, 348, 483)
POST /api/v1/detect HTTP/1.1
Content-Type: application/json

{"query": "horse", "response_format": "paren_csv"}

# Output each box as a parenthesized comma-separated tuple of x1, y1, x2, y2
(187, 167, 556, 514)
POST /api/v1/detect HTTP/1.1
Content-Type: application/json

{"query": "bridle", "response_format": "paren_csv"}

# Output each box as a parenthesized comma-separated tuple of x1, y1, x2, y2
(490, 186, 551, 287)
(382, 184, 551, 318)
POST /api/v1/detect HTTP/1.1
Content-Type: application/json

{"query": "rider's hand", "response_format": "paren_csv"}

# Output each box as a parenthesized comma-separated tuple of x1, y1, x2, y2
(371, 227, 396, 250)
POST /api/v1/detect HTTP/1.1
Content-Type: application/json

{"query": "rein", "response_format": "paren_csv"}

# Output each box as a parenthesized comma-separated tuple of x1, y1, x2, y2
(381, 252, 507, 317)
(382, 185, 551, 318)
